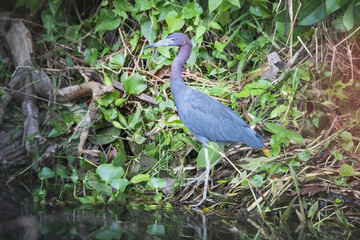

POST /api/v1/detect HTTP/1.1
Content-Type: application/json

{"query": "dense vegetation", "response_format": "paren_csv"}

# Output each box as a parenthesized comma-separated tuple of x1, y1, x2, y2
(1, 0, 360, 227)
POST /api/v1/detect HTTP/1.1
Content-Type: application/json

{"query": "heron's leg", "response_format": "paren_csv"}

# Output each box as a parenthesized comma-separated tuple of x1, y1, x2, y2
(191, 144, 210, 207)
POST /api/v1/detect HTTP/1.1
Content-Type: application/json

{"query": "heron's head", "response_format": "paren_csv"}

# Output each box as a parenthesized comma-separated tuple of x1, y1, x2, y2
(144, 33, 192, 49)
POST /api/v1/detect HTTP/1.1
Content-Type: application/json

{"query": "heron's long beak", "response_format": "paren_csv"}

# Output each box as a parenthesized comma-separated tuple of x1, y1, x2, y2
(144, 38, 174, 49)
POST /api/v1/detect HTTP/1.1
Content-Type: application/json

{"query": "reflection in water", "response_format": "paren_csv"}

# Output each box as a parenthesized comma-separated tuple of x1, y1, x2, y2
(0, 185, 358, 239)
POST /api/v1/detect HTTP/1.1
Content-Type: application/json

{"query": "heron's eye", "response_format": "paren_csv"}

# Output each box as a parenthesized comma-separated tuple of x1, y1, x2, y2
(171, 38, 175, 41)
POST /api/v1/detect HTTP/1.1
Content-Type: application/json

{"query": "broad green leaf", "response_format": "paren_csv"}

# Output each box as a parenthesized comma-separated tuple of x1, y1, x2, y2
(128, 102, 143, 129)
(209, 0, 223, 13)
(197, 142, 223, 168)
(210, 21, 222, 30)
(326, 0, 349, 15)
(121, 72, 148, 95)
(298, 149, 312, 161)
(89, 127, 121, 145)
(343, 141, 354, 151)
(196, 26, 206, 40)
(95, 8, 121, 33)
(343, 1, 354, 30)
(77, 196, 97, 204)
(227, 0, 240, 8)
(331, 17, 347, 32)
(130, 173, 150, 183)
(141, 20, 157, 43)
(110, 53, 125, 66)
(182, 2, 203, 19)
(238, 157, 269, 171)
(96, 164, 124, 184)
(96, 90, 120, 107)
(214, 41, 225, 52)
(100, 108, 117, 121)
(114, 0, 138, 12)
(332, 149, 343, 160)
(298, 0, 326, 26)
(265, 123, 305, 145)
(341, 131, 352, 142)
(339, 164, 354, 176)
(147, 177, 167, 189)
(270, 104, 287, 118)
(103, 71, 113, 87)
(250, 6, 271, 18)
(251, 174, 263, 187)
(49, 0, 62, 16)
(41, 9, 55, 33)
(84, 48, 98, 66)
(38, 167, 55, 180)
(165, 11, 185, 33)
(110, 178, 130, 192)
(146, 224, 165, 236)
(135, 0, 154, 11)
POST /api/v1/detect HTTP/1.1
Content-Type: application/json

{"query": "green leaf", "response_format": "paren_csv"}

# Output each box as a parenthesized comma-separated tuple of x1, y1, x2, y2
(227, 0, 240, 8)
(96, 164, 124, 184)
(84, 48, 98, 66)
(165, 11, 185, 33)
(89, 127, 121, 145)
(41, 9, 55, 34)
(71, 169, 78, 183)
(141, 20, 157, 43)
(238, 157, 269, 171)
(343, 1, 354, 30)
(96, 90, 120, 107)
(308, 200, 318, 218)
(110, 178, 130, 192)
(250, 174, 263, 187)
(209, 21, 222, 30)
(182, 2, 203, 19)
(298, 149, 312, 161)
(147, 177, 167, 189)
(339, 164, 354, 176)
(265, 123, 305, 145)
(135, 0, 155, 11)
(209, 0, 223, 13)
(95, 8, 121, 33)
(49, 0, 62, 16)
(128, 102, 143, 129)
(298, 0, 326, 26)
(197, 142, 223, 168)
(196, 26, 207, 40)
(341, 131, 352, 142)
(332, 149, 343, 160)
(121, 72, 148, 95)
(103, 71, 113, 87)
(130, 173, 150, 183)
(146, 224, 165, 236)
(100, 108, 118, 121)
(38, 167, 55, 180)
(326, 0, 349, 15)
(270, 104, 287, 118)
(250, 6, 271, 18)
(110, 53, 125, 66)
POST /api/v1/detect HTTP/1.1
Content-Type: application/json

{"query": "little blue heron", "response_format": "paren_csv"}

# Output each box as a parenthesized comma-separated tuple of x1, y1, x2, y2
(144, 33, 264, 206)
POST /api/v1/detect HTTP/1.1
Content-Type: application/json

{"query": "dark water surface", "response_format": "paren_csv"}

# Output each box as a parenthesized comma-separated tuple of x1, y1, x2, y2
(0, 185, 358, 240)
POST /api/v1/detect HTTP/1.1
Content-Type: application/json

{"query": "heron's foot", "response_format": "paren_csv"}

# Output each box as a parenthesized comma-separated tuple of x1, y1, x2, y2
(181, 172, 214, 207)
(181, 171, 207, 187)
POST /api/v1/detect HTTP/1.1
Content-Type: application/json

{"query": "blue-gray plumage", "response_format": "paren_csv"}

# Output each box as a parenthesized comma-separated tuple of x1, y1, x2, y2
(144, 33, 264, 206)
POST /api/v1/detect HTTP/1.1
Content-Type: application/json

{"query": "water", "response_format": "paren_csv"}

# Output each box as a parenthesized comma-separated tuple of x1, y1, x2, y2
(0, 185, 358, 240)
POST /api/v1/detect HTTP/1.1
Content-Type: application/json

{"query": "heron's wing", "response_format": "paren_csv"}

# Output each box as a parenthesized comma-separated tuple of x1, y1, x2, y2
(178, 88, 264, 148)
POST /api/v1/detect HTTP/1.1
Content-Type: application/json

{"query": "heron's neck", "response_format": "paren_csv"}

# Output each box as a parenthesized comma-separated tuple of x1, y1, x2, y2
(170, 44, 191, 83)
